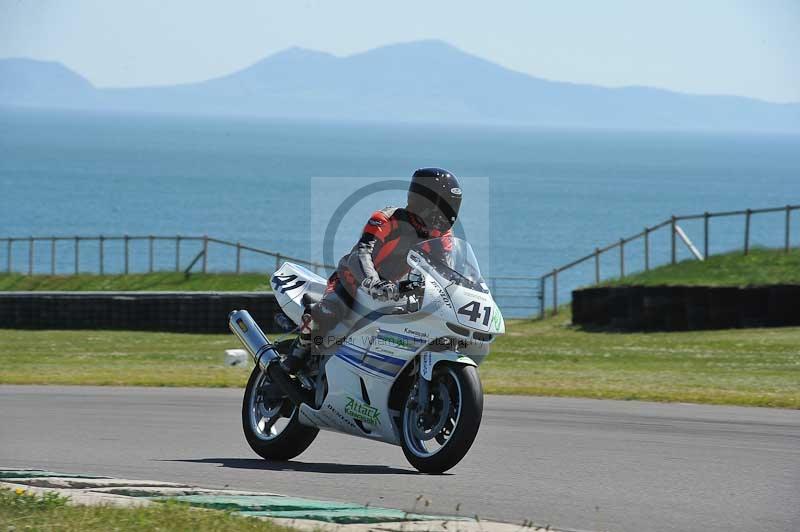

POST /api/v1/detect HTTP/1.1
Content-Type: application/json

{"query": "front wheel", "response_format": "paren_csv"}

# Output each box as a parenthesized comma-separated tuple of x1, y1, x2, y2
(241, 366, 318, 461)
(400, 363, 483, 473)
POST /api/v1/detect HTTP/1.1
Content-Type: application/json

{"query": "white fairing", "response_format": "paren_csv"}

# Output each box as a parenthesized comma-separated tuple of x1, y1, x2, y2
(271, 238, 505, 446)
(297, 288, 436, 444)
(299, 344, 409, 444)
(271, 263, 327, 325)
(408, 247, 505, 336)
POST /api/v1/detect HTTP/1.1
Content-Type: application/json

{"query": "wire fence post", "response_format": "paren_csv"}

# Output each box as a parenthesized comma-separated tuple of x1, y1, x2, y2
(74, 237, 79, 274)
(202, 235, 208, 274)
(99, 235, 105, 275)
(552, 269, 558, 315)
(594, 248, 600, 283)
(785, 205, 791, 252)
(670, 216, 677, 264)
(148, 236, 154, 273)
(50, 237, 56, 275)
(236, 242, 241, 273)
(644, 228, 650, 271)
(124, 234, 130, 274)
(175, 236, 181, 272)
(539, 277, 546, 320)
(703, 212, 710, 259)
(619, 238, 625, 278)
(744, 208, 752, 255)
(6, 238, 11, 273)
(28, 236, 34, 275)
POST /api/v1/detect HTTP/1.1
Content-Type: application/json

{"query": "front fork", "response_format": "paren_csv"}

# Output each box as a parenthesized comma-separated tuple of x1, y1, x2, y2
(416, 375, 431, 412)
(413, 351, 476, 412)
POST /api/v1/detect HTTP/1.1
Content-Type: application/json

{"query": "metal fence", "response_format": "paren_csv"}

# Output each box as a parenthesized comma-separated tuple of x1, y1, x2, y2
(0, 235, 334, 277)
(4, 202, 796, 321)
(0, 234, 541, 318)
(487, 276, 541, 316)
(538, 204, 799, 318)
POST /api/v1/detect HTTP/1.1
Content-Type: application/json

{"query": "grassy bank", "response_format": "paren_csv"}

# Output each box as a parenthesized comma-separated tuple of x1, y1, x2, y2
(2, 310, 798, 407)
(602, 248, 800, 287)
(482, 311, 799, 407)
(0, 487, 291, 532)
(0, 272, 272, 292)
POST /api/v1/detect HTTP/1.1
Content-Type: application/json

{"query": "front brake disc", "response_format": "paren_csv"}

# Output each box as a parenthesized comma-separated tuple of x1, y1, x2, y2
(411, 381, 451, 441)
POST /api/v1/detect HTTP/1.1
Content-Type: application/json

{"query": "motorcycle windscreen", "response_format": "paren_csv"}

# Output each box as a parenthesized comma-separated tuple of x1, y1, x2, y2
(411, 237, 489, 293)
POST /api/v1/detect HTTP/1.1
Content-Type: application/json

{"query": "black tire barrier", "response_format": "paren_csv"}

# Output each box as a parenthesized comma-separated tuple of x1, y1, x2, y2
(572, 285, 800, 331)
(0, 292, 282, 333)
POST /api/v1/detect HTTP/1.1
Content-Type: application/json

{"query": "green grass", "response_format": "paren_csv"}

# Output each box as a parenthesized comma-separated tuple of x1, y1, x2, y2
(1, 311, 798, 408)
(0, 329, 250, 387)
(602, 248, 800, 287)
(0, 487, 293, 532)
(0, 272, 272, 292)
(482, 310, 800, 408)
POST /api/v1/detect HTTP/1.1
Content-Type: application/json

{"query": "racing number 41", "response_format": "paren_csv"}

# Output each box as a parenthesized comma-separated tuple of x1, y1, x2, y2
(457, 301, 492, 326)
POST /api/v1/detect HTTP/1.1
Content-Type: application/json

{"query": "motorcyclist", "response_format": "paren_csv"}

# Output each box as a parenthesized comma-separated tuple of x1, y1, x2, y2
(282, 168, 463, 374)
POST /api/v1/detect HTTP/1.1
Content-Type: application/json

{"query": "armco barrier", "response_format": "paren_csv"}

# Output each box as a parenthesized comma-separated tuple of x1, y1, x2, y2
(572, 285, 800, 331)
(0, 292, 281, 334)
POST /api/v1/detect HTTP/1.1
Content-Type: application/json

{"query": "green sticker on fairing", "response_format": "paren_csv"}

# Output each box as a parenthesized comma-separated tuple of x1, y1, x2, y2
(491, 306, 504, 332)
(375, 330, 425, 352)
(345, 396, 381, 425)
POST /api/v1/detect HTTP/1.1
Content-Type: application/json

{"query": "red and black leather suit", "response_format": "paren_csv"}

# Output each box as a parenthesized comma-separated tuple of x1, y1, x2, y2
(308, 206, 452, 332)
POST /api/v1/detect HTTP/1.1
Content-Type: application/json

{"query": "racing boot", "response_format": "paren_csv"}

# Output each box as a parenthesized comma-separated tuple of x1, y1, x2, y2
(280, 312, 314, 375)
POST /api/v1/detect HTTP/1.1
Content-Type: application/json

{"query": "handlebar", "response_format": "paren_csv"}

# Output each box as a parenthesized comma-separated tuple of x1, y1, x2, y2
(361, 279, 424, 304)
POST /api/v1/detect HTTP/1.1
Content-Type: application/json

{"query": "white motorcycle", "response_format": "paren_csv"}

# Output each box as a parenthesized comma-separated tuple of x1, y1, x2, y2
(228, 237, 504, 473)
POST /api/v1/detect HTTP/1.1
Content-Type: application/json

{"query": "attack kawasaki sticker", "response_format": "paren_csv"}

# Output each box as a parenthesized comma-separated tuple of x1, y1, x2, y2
(345, 396, 381, 426)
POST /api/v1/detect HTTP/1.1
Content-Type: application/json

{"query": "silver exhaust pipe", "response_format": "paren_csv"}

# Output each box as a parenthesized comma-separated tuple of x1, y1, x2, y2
(228, 309, 313, 407)
(228, 310, 278, 371)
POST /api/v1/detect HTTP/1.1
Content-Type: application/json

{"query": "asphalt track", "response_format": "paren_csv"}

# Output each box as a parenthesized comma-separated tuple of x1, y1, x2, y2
(1, 385, 798, 532)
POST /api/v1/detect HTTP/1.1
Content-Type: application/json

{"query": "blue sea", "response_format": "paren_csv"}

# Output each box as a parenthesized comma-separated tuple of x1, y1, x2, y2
(1, 108, 798, 314)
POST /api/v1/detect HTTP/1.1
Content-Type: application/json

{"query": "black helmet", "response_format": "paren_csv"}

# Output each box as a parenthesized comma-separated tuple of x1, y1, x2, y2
(407, 168, 462, 231)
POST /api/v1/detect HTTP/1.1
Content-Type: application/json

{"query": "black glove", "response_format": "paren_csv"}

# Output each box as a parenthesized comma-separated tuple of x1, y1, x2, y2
(362, 278, 400, 302)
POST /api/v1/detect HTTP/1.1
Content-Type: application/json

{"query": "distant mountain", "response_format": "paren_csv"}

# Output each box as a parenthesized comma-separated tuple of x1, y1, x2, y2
(0, 58, 95, 107)
(2, 40, 799, 132)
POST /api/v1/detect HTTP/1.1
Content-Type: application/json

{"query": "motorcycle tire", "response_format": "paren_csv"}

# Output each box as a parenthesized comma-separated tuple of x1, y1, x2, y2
(242, 365, 318, 461)
(400, 363, 484, 474)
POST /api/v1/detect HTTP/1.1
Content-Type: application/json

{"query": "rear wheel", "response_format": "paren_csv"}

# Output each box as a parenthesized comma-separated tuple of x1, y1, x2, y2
(400, 363, 483, 473)
(241, 366, 318, 461)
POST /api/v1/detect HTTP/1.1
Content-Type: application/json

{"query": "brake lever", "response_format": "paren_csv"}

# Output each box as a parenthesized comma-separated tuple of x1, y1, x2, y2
(399, 279, 424, 297)
(398, 280, 415, 293)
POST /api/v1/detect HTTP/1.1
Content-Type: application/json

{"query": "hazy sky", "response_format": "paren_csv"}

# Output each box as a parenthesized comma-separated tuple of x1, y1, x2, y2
(1, 0, 798, 103)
